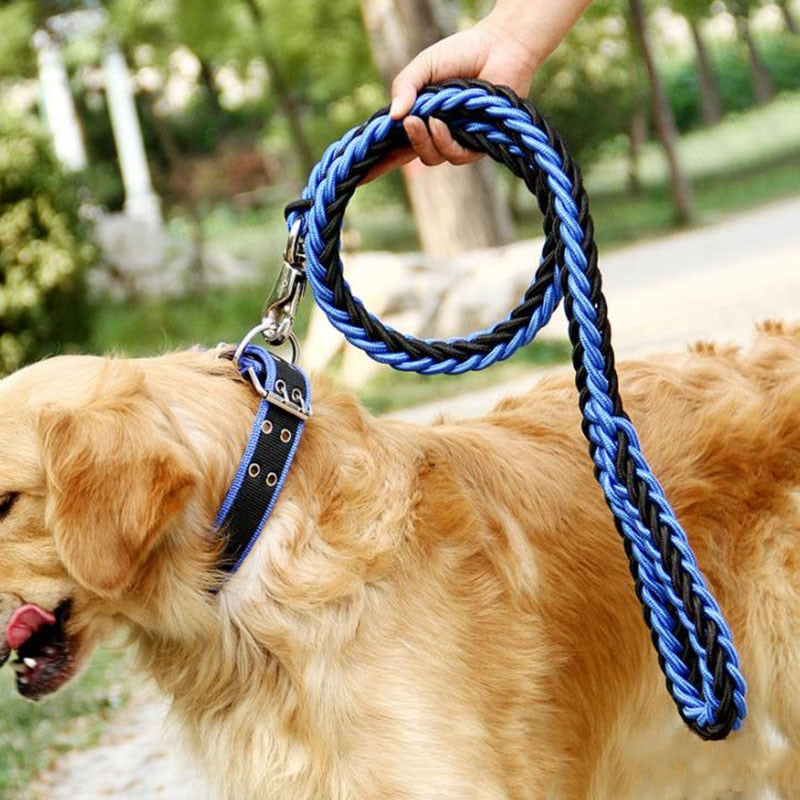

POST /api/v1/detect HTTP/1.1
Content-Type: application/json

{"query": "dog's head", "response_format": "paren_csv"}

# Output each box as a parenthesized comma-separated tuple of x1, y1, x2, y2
(0, 348, 412, 705)
(0, 353, 207, 700)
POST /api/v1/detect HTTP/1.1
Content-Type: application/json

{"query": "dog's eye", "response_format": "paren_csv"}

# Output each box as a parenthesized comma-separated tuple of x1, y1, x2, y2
(0, 492, 19, 520)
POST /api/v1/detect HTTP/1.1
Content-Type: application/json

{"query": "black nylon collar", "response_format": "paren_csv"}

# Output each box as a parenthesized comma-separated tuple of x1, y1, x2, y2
(214, 346, 310, 578)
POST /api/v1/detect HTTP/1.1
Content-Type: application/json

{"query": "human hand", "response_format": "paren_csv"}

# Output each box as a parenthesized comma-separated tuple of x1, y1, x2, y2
(387, 16, 539, 169)
(367, 0, 591, 179)
(364, 17, 537, 181)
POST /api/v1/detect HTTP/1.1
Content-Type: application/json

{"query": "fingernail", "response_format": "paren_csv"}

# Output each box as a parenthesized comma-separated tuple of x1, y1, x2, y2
(389, 97, 402, 119)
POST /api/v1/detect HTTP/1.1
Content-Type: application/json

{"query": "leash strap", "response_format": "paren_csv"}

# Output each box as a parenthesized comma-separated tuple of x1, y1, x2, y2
(215, 346, 310, 575)
(284, 79, 747, 740)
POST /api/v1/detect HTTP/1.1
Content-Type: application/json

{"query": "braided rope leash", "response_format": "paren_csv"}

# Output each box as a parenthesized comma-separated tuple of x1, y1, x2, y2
(285, 79, 746, 740)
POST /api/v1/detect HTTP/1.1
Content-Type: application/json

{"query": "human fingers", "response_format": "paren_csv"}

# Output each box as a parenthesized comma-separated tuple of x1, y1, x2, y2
(390, 28, 491, 120)
(404, 117, 482, 168)
(363, 116, 480, 183)
(403, 116, 446, 166)
(361, 146, 417, 184)
(428, 118, 481, 165)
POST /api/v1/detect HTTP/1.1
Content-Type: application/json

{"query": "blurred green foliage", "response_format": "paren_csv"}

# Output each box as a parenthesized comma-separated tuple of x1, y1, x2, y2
(109, 0, 384, 166)
(664, 30, 800, 131)
(0, 115, 97, 375)
(534, 3, 644, 163)
(0, 0, 36, 78)
(0, 0, 798, 371)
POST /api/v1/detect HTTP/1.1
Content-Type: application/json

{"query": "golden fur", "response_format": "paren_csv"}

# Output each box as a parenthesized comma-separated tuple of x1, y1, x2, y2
(1, 322, 800, 798)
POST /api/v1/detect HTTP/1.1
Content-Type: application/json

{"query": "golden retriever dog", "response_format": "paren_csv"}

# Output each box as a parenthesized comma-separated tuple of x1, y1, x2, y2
(1, 322, 799, 800)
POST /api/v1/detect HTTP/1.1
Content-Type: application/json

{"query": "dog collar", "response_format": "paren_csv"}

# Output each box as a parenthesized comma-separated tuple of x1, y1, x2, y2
(214, 345, 311, 578)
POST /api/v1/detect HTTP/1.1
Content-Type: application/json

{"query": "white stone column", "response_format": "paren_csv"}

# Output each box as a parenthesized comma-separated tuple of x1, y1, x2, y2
(32, 30, 87, 172)
(102, 41, 162, 224)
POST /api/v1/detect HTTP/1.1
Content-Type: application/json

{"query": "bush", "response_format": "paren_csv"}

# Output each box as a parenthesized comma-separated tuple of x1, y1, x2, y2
(0, 115, 97, 376)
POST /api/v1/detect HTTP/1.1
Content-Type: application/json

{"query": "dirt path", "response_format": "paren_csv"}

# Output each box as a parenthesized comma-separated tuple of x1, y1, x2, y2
(397, 195, 800, 423)
(28, 196, 800, 797)
(29, 680, 210, 800)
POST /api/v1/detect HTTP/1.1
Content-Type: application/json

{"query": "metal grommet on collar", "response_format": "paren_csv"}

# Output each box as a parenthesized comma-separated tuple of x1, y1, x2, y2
(280, 428, 292, 443)
(261, 420, 273, 435)
(248, 463, 261, 478)
(265, 472, 278, 488)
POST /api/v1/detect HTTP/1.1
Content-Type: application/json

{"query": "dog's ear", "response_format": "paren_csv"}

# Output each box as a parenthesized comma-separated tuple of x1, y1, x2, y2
(38, 363, 198, 598)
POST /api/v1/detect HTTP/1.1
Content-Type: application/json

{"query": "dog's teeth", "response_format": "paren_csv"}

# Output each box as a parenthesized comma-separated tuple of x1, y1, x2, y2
(23, 657, 37, 669)
(18, 675, 28, 684)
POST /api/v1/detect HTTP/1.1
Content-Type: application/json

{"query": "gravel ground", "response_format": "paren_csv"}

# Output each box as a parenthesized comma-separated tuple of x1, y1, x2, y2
(27, 195, 800, 798)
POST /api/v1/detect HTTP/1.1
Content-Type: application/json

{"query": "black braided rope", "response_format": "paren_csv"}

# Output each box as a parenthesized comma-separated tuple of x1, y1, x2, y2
(288, 79, 740, 739)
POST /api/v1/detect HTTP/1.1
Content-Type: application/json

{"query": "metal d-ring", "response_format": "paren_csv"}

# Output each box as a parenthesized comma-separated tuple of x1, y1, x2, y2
(233, 322, 300, 397)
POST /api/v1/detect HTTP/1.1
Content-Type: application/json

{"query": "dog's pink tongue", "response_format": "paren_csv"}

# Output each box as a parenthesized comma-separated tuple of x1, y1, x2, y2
(6, 605, 56, 649)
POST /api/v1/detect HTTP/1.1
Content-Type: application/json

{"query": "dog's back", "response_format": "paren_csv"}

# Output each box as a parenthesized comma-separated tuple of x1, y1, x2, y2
(144, 326, 800, 799)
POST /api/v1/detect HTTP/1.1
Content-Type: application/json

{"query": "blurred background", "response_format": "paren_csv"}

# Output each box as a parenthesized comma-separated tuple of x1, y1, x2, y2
(1, 0, 799, 400)
(1, 0, 799, 795)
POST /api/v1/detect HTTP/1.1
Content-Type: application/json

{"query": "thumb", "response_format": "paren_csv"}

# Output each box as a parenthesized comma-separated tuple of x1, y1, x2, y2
(390, 50, 435, 120)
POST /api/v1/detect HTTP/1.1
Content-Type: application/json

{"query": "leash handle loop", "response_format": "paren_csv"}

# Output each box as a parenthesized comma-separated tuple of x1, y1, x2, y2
(286, 79, 746, 740)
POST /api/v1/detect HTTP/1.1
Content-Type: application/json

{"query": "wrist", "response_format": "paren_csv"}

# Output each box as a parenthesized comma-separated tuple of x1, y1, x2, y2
(482, 3, 546, 74)
(486, 0, 591, 69)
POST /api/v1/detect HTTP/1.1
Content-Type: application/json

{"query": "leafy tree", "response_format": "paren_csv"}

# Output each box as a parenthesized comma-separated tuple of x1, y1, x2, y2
(534, 1, 644, 163)
(0, 0, 36, 78)
(628, 0, 694, 224)
(108, 0, 384, 179)
(726, 0, 776, 104)
(669, 0, 724, 124)
(0, 114, 96, 375)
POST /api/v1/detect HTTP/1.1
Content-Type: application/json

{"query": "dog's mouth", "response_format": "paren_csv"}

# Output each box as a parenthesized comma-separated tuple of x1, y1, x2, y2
(0, 600, 74, 700)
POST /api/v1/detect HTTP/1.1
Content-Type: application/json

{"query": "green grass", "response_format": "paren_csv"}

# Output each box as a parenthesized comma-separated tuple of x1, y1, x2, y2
(515, 92, 800, 248)
(576, 149, 800, 249)
(359, 339, 571, 414)
(90, 283, 302, 357)
(586, 92, 800, 195)
(0, 648, 129, 799)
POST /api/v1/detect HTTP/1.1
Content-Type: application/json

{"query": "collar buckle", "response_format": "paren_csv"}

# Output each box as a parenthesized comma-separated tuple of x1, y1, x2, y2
(266, 382, 310, 421)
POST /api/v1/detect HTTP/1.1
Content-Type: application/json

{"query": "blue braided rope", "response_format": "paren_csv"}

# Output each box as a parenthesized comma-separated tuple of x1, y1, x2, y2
(287, 80, 746, 738)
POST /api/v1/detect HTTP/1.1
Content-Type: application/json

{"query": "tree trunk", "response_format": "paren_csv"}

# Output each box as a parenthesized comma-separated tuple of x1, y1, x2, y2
(735, 11, 776, 105)
(627, 107, 647, 197)
(628, 0, 693, 225)
(360, 0, 513, 257)
(688, 18, 724, 126)
(242, 0, 316, 177)
(198, 58, 224, 120)
(138, 91, 180, 168)
(777, 0, 799, 34)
